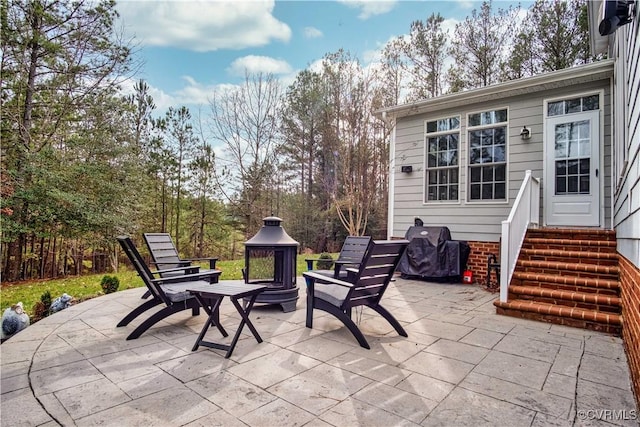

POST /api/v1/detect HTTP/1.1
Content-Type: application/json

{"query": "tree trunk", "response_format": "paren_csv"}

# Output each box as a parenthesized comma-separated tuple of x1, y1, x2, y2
(161, 179, 167, 232)
(198, 196, 206, 257)
(51, 237, 57, 278)
(39, 236, 46, 279)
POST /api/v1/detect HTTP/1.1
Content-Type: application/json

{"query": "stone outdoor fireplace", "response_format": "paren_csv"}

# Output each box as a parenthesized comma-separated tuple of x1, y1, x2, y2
(243, 216, 299, 312)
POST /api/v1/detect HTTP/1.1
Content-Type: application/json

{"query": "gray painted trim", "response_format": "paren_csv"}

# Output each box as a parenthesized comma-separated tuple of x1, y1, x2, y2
(389, 79, 612, 242)
(587, 0, 611, 55)
(375, 60, 614, 120)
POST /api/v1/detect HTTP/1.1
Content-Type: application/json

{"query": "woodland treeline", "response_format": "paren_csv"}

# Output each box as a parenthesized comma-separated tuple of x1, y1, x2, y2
(1, 0, 598, 281)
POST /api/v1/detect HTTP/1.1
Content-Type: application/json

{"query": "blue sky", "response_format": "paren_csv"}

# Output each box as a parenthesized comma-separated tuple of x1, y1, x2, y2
(116, 0, 529, 112)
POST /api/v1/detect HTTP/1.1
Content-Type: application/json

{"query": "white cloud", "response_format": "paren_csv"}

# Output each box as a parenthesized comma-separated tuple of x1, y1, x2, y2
(303, 26, 323, 38)
(227, 55, 293, 76)
(117, 0, 291, 52)
(362, 48, 382, 64)
(455, 0, 475, 10)
(119, 75, 222, 112)
(337, 0, 398, 20)
(172, 76, 218, 106)
(307, 58, 325, 74)
(441, 17, 460, 35)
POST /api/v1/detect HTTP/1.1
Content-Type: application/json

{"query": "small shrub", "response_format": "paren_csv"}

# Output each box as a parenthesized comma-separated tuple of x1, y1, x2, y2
(32, 301, 48, 322)
(317, 253, 334, 270)
(40, 291, 52, 311)
(100, 275, 120, 294)
(32, 291, 52, 321)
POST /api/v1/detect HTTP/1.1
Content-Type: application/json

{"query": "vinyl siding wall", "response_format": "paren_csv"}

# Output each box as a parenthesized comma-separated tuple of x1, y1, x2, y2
(611, 8, 640, 408)
(391, 79, 612, 242)
(612, 19, 640, 267)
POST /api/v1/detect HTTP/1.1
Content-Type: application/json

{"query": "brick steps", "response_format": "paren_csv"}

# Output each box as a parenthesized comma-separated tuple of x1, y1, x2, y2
(511, 271, 619, 295)
(525, 228, 617, 242)
(508, 285, 621, 312)
(517, 259, 619, 279)
(494, 300, 622, 334)
(519, 248, 619, 266)
(494, 227, 621, 334)
(522, 238, 616, 253)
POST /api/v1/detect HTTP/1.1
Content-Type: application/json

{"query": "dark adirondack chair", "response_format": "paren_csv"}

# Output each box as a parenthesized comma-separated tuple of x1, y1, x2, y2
(116, 236, 223, 340)
(303, 239, 410, 349)
(305, 236, 371, 279)
(140, 233, 219, 299)
(143, 232, 218, 272)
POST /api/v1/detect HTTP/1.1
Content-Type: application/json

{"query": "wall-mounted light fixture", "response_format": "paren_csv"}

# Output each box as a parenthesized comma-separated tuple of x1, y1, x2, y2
(401, 165, 413, 173)
(520, 126, 531, 141)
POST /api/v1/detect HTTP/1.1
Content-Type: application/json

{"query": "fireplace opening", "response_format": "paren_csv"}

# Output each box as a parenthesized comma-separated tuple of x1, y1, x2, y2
(243, 217, 299, 312)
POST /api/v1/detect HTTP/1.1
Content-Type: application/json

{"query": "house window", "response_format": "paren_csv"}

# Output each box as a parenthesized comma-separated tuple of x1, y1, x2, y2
(468, 108, 507, 201)
(425, 116, 460, 202)
(547, 95, 599, 116)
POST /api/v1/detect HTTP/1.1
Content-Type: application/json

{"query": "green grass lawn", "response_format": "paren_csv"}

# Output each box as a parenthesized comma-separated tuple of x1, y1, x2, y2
(1, 255, 332, 319)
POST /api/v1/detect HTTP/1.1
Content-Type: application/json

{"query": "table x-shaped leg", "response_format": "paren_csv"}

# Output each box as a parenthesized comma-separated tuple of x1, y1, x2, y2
(192, 294, 227, 352)
(192, 293, 263, 358)
(226, 294, 263, 357)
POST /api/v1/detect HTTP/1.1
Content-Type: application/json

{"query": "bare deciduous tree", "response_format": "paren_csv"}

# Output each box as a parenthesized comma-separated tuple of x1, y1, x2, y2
(207, 72, 283, 237)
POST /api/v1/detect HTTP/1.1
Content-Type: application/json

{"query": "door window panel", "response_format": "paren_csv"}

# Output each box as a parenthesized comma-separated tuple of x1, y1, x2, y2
(554, 120, 591, 195)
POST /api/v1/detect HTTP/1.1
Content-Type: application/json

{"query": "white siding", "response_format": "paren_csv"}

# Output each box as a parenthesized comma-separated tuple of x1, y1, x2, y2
(392, 80, 612, 242)
(613, 15, 640, 268)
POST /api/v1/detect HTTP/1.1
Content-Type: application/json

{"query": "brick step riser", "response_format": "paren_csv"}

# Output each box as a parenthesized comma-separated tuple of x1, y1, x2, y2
(518, 255, 619, 266)
(526, 230, 616, 242)
(525, 235, 616, 243)
(498, 228, 620, 335)
(495, 307, 621, 334)
(510, 278, 620, 295)
(521, 243, 617, 253)
(515, 267, 618, 281)
(506, 293, 620, 313)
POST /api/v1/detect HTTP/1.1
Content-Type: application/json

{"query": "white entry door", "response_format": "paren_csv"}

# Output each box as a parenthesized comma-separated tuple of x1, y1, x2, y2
(544, 111, 600, 226)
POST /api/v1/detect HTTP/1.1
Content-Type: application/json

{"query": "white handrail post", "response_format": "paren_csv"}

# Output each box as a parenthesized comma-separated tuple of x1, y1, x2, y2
(532, 177, 540, 227)
(500, 220, 509, 302)
(499, 170, 538, 303)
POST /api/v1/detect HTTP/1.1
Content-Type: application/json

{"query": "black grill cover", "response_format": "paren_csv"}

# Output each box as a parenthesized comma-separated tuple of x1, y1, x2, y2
(398, 226, 471, 282)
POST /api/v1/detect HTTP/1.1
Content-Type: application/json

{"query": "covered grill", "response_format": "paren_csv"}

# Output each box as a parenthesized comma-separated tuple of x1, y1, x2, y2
(398, 225, 470, 282)
(243, 216, 299, 312)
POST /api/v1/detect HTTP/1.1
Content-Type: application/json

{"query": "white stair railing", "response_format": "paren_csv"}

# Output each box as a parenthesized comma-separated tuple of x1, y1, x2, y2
(500, 170, 540, 302)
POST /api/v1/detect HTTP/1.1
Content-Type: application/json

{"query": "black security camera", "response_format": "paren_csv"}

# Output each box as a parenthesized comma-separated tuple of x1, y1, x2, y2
(599, 0, 635, 36)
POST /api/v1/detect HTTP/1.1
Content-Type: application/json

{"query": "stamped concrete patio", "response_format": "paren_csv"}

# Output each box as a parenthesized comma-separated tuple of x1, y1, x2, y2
(1, 278, 637, 426)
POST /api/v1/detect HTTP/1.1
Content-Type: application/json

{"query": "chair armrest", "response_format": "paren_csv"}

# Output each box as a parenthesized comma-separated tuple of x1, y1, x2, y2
(305, 258, 335, 271)
(333, 260, 360, 278)
(344, 267, 359, 282)
(152, 269, 222, 285)
(184, 257, 218, 269)
(334, 260, 359, 266)
(151, 260, 191, 267)
(151, 266, 200, 275)
(302, 271, 354, 289)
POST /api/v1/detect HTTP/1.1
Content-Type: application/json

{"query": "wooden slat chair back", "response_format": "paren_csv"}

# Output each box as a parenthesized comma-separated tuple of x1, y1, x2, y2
(119, 236, 167, 303)
(144, 233, 185, 270)
(303, 239, 409, 349)
(306, 236, 371, 278)
(142, 232, 218, 299)
(144, 232, 218, 271)
(116, 236, 222, 340)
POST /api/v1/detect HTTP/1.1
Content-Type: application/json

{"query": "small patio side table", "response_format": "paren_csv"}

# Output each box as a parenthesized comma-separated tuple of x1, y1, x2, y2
(188, 282, 267, 358)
